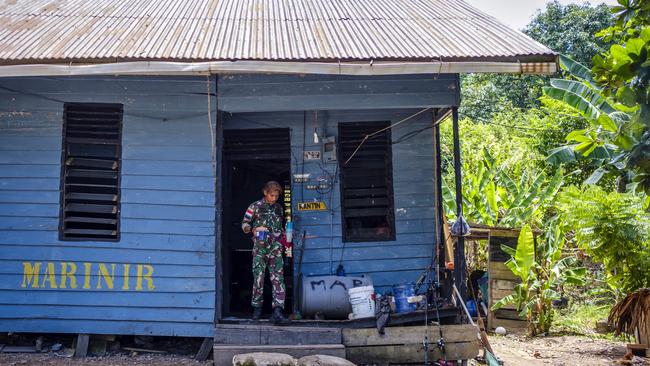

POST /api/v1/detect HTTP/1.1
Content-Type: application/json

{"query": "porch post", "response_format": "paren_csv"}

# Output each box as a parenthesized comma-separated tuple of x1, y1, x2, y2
(214, 76, 224, 322)
(451, 107, 467, 300)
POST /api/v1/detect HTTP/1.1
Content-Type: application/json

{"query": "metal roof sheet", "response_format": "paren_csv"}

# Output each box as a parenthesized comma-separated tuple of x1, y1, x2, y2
(0, 0, 556, 64)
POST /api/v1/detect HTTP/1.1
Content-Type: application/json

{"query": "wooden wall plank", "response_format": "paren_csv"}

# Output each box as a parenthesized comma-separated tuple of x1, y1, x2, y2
(0, 305, 214, 322)
(0, 261, 213, 278)
(342, 324, 478, 346)
(0, 231, 213, 251)
(345, 342, 479, 364)
(0, 178, 60, 190)
(218, 74, 459, 112)
(0, 319, 213, 337)
(0, 244, 213, 265)
(0, 290, 214, 308)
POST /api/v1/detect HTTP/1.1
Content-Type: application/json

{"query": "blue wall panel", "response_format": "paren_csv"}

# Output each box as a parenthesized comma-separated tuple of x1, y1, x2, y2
(0, 76, 216, 337)
(218, 74, 460, 112)
(222, 100, 442, 294)
(0, 73, 453, 335)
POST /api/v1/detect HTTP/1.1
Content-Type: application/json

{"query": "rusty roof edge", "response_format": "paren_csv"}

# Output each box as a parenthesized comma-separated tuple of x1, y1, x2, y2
(0, 59, 559, 78)
(0, 53, 558, 66)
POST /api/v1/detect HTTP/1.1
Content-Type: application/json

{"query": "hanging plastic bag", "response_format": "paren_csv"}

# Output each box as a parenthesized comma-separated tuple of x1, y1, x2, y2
(450, 214, 471, 236)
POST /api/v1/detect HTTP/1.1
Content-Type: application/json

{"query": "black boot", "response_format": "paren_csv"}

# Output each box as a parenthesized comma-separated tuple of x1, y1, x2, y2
(271, 307, 290, 325)
(252, 306, 262, 321)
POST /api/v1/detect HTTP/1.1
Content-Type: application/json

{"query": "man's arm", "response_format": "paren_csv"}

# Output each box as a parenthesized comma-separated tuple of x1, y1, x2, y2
(242, 204, 255, 233)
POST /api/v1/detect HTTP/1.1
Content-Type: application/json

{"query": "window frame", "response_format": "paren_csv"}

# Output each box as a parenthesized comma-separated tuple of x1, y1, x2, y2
(58, 102, 123, 242)
(338, 121, 396, 243)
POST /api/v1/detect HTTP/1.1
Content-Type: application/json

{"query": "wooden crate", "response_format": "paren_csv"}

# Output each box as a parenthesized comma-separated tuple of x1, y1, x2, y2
(342, 324, 479, 364)
(487, 229, 527, 330)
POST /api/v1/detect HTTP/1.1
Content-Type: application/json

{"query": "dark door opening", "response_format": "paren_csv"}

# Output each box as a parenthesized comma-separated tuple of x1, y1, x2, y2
(221, 128, 292, 318)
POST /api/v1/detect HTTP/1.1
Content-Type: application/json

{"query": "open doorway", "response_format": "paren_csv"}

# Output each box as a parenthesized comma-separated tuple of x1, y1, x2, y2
(221, 128, 292, 318)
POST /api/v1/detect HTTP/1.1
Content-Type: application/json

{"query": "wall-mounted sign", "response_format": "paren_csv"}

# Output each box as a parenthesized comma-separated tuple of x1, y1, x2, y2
(293, 173, 311, 183)
(304, 151, 321, 160)
(297, 201, 327, 211)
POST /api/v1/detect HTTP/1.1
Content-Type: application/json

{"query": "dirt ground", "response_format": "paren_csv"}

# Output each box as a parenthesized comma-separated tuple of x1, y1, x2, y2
(0, 352, 212, 366)
(484, 332, 648, 366)
(1, 333, 648, 365)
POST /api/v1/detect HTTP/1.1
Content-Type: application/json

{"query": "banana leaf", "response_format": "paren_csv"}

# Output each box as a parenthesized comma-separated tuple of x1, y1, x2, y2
(544, 79, 618, 131)
(559, 54, 595, 85)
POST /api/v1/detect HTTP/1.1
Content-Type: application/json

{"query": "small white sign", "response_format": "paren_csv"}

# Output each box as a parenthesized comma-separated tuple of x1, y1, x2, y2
(304, 151, 321, 160)
(293, 173, 311, 183)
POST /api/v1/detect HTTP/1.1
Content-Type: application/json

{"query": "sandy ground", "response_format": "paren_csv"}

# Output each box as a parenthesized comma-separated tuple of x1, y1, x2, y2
(484, 333, 648, 366)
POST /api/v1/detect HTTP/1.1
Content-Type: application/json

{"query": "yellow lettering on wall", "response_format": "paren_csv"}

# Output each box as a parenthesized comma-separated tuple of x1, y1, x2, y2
(60, 262, 77, 289)
(40, 262, 58, 289)
(122, 263, 130, 290)
(19, 261, 155, 292)
(21, 262, 42, 288)
(83, 263, 92, 289)
(97, 263, 116, 289)
(136, 264, 155, 291)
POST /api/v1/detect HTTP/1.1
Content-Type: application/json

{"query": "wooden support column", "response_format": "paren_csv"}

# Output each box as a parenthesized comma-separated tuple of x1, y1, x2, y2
(195, 337, 213, 361)
(451, 107, 468, 301)
(432, 111, 446, 290)
(214, 76, 224, 322)
(74, 334, 89, 358)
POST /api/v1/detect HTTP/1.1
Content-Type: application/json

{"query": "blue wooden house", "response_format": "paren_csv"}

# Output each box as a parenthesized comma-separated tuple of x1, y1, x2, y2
(0, 0, 556, 340)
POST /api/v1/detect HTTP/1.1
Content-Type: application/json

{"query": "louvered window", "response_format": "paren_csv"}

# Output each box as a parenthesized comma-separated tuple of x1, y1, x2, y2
(59, 103, 123, 241)
(338, 122, 395, 242)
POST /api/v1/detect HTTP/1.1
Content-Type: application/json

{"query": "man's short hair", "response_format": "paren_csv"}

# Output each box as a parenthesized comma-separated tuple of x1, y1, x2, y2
(263, 181, 282, 194)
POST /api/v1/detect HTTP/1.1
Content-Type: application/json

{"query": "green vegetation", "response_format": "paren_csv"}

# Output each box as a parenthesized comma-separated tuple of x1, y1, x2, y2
(445, 0, 650, 336)
(556, 186, 650, 297)
(553, 303, 615, 337)
(491, 224, 586, 336)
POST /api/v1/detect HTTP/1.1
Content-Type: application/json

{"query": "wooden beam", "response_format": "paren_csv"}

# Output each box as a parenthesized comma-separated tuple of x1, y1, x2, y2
(345, 342, 479, 364)
(74, 334, 89, 359)
(342, 324, 478, 346)
(443, 216, 455, 265)
(195, 337, 213, 361)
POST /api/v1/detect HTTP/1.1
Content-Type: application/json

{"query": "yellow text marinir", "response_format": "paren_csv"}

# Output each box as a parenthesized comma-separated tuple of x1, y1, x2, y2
(21, 262, 155, 291)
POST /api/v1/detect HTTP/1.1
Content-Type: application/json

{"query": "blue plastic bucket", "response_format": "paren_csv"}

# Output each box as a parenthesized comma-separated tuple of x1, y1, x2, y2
(393, 283, 417, 313)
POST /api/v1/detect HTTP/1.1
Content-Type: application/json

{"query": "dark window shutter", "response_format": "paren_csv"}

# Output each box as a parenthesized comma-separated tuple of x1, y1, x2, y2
(60, 103, 123, 241)
(338, 122, 395, 242)
(223, 128, 290, 160)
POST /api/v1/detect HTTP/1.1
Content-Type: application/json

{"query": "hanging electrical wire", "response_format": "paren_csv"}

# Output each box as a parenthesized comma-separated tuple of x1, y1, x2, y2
(343, 107, 433, 166)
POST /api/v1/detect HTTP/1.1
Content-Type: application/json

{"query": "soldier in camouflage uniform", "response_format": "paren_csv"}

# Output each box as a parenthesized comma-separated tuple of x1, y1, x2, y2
(241, 181, 290, 324)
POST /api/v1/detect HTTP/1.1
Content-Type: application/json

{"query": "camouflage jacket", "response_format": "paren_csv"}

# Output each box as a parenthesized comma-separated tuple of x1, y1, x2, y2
(242, 199, 284, 235)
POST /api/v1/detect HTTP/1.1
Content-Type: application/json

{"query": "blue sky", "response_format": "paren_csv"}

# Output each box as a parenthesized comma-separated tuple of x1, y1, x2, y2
(465, 0, 619, 30)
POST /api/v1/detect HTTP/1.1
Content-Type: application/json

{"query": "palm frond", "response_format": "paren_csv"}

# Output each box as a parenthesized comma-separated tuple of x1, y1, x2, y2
(608, 288, 650, 339)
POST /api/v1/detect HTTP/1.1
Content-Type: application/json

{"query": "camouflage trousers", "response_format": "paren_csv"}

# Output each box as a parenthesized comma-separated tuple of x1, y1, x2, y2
(251, 237, 285, 308)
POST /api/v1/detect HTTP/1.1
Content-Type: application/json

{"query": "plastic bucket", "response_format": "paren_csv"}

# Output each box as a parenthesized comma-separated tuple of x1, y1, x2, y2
(348, 285, 375, 319)
(393, 283, 417, 313)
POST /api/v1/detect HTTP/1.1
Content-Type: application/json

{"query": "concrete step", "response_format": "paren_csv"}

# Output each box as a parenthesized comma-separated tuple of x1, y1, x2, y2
(213, 344, 346, 366)
(214, 324, 342, 345)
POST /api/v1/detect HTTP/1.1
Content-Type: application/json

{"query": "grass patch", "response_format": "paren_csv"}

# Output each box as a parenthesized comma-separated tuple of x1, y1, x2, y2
(552, 303, 625, 340)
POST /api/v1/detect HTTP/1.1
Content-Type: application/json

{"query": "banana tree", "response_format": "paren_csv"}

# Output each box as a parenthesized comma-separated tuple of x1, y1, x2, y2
(492, 223, 586, 336)
(545, 39, 649, 197)
(442, 154, 564, 228)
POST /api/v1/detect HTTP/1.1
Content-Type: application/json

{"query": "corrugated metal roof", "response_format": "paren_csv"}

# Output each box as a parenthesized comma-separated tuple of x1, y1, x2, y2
(0, 0, 555, 64)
